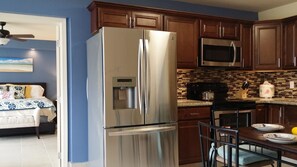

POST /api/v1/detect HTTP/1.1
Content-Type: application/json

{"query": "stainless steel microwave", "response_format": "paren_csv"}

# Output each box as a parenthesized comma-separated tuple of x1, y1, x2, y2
(200, 38, 242, 67)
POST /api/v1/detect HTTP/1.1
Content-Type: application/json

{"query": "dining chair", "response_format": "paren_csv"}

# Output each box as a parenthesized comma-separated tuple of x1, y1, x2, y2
(198, 121, 275, 167)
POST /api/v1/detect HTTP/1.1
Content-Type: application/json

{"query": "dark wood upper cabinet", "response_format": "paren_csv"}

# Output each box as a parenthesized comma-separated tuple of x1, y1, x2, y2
(253, 22, 282, 70)
(98, 8, 131, 29)
(200, 19, 220, 38)
(131, 11, 163, 30)
(200, 19, 240, 40)
(283, 20, 297, 69)
(241, 24, 253, 69)
(164, 16, 198, 68)
(88, 2, 163, 33)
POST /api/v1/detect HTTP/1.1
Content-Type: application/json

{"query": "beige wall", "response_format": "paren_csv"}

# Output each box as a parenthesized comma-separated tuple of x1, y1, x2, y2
(259, 2, 297, 20)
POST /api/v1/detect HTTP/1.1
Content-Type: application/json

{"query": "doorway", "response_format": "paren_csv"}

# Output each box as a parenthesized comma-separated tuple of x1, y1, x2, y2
(0, 12, 68, 167)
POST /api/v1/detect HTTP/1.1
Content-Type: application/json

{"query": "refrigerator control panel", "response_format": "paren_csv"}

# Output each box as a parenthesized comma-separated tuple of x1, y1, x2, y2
(112, 77, 136, 110)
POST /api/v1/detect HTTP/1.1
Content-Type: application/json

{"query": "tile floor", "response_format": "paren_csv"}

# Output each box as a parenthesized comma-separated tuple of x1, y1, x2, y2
(0, 134, 57, 167)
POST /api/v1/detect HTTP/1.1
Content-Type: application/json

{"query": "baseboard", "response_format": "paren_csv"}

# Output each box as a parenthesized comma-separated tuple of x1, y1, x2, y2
(68, 162, 88, 167)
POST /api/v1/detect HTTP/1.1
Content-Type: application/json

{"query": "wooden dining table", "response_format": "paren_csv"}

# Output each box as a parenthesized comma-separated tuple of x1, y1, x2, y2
(239, 125, 297, 167)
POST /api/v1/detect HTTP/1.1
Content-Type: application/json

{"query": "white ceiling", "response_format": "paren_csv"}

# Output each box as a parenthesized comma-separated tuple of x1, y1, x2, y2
(175, 0, 297, 12)
(0, 12, 56, 41)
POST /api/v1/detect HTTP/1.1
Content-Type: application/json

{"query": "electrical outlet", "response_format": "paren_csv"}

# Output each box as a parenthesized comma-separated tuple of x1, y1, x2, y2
(289, 81, 295, 89)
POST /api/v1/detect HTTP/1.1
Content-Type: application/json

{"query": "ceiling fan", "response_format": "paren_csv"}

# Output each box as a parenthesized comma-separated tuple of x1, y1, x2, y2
(0, 21, 35, 45)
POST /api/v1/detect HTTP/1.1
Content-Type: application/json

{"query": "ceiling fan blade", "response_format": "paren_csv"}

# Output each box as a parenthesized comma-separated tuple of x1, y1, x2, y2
(9, 36, 26, 41)
(9, 34, 35, 38)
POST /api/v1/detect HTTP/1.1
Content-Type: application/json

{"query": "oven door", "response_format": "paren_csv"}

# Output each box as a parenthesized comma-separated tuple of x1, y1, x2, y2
(213, 109, 255, 128)
(200, 38, 242, 67)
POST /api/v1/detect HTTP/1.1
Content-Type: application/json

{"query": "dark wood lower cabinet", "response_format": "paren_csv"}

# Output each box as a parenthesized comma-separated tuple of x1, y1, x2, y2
(178, 106, 210, 164)
(257, 104, 297, 160)
(178, 119, 209, 164)
(255, 104, 268, 123)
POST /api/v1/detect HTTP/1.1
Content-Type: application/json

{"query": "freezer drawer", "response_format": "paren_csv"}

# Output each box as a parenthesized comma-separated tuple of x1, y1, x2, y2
(104, 123, 178, 167)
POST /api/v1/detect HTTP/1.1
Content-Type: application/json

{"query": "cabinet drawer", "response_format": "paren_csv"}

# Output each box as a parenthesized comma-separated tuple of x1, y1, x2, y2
(178, 107, 210, 120)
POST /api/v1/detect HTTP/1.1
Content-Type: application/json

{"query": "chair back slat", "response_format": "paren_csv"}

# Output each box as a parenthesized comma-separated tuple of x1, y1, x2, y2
(198, 121, 240, 167)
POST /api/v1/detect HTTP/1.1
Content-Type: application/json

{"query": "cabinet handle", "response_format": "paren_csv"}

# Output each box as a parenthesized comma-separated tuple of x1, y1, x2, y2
(278, 58, 281, 68)
(189, 113, 200, 116)
(242, 58, 245, 68)
(203, 25, 206, 32)
(219, 27, 222, 37)
(222, 27, 225, 37)
(133, 17, 136, 28)
(293, 28, 296, 67)
(129, 17, 132, 28)
(279, 107, 282, 123)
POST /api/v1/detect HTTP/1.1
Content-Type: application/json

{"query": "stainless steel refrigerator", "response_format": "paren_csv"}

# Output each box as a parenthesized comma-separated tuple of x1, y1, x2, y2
(87, 27, 178, 167)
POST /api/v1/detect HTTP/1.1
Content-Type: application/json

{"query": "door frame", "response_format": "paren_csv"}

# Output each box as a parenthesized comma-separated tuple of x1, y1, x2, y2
(0, 12, 68, 167)
(56, 17, 68, 167)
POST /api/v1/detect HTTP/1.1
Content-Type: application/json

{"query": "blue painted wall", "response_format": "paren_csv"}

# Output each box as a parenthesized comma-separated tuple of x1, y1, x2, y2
(0, 0, 257, 163)
(0, 40, 56, 100)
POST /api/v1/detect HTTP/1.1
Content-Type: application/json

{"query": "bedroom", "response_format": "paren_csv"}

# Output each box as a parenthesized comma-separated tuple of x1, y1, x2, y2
(0, 37, 58, 166)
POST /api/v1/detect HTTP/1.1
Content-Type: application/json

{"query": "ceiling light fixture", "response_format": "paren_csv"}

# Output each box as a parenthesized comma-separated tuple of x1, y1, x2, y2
(0, 38, 10, 45)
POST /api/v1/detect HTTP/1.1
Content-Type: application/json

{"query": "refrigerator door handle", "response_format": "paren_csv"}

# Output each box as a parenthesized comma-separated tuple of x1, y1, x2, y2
(108, 126, 176, 136)
(144, 39, 150, 114)
(138, 39, 144, 115)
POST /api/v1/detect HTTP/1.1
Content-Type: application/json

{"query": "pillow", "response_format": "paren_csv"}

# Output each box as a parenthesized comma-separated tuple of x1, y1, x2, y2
(0, 90, 15, 99)
(0, 85, 8, 92)
(26, 85, 44, 98)
(8, 85, 26, 99)
(25, 85, 33, 98)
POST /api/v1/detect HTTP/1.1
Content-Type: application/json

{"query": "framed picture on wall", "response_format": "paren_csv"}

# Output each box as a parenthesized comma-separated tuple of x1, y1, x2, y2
(0, 57, 33, 72)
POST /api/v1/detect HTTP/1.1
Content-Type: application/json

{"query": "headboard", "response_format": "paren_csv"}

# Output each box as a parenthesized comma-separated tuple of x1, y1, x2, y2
(0, 82, 47, 97)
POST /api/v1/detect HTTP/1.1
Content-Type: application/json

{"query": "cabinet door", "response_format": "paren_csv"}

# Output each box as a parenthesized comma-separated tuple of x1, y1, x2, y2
(282, 105, 297, 159)
(268, 105, 283, 124)
(241, 24, 253, 69)
(98, 8, 131, 28)
(221, 22, 240, 39)
(200, 19, 220, 38)
(254, 23, 282, 70)
(165, 16, 198, 68)
(283, 20, 297, 69)
(131, 11, 163, 30)
(178, 119, 209, 164)
(283, 105, 297, 126)
(255, 104, 268, 123)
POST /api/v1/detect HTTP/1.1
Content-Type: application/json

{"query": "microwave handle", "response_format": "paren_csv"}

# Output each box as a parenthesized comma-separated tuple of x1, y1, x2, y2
(230, 41, 236, 66)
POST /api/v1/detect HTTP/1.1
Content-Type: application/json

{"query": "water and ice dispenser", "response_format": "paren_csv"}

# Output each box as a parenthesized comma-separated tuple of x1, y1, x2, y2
(112, 77, 136, 109)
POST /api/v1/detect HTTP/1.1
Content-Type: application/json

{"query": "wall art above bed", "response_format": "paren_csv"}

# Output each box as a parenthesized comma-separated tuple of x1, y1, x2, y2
(0, 57, 33, 72)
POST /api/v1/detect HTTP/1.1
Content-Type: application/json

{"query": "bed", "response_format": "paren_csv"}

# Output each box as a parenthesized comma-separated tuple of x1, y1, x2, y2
(0, 82, 56, 137)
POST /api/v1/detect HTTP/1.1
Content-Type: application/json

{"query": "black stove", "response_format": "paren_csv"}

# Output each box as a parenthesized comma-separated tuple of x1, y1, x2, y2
(187, 82, 256, 134)
(187, 82, 256, 110)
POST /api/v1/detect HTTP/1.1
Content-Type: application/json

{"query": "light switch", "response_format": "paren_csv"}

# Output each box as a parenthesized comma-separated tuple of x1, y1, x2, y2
(289, 81, 295, 89)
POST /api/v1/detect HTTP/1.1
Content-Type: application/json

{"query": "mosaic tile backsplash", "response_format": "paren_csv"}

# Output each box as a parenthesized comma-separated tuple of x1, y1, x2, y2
(177, 69, 297, 99)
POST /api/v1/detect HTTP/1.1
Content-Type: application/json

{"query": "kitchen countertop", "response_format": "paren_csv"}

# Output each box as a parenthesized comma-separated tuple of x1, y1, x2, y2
(178, 97, 297, 107)
(247, 97, 297, 106)
(177, 99, 212, 107)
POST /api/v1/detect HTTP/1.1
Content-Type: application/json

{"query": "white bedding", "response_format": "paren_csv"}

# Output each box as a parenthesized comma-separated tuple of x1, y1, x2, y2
(0, 97, 56, 122)
(0, 107, 56, 122)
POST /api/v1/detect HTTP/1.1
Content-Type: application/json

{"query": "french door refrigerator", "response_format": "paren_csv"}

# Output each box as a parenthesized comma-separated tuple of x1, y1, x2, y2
(87, 27, 178, 167)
